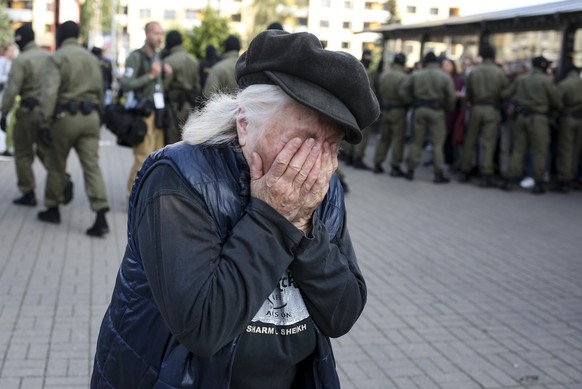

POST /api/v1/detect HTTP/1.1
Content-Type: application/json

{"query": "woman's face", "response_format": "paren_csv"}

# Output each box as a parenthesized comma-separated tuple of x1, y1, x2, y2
(441, 59, 453, 75)
(237, 101, 344, 173)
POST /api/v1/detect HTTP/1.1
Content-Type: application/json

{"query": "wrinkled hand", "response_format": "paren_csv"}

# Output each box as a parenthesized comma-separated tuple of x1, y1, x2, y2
(0, 116, 6, 132)
(40, 128, 52, 148)
(250, 138, 338, 234)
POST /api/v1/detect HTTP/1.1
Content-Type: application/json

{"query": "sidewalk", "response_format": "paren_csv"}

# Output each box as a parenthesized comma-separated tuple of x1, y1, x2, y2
(0, 130, 581, 388)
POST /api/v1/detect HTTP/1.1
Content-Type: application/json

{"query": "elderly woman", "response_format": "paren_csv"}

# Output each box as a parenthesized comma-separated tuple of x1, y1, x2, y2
(91, 30, 379, 388)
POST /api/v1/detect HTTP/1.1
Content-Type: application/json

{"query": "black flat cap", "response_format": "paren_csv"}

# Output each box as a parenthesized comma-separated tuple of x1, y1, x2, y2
(235, 30, 380, 144)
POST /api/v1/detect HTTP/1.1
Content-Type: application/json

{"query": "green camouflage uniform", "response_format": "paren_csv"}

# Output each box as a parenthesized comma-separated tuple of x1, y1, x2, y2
(461, 59, 508, 176)
(502, 68, 562, 183)
(373, 64, 409, 169)
(202, 50, 239, 98)
(163, 45, 201, 144)
(1, 41, 50, 195)
(39, 37, 109, 211)
(400, 63, 456, 174)
(556, 70, 582, 182)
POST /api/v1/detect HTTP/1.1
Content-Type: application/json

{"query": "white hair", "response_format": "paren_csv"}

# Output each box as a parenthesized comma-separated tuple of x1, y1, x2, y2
(182, 85, 295, 145)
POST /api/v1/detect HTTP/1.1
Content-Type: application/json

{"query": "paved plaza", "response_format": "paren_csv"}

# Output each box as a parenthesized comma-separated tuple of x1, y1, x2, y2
(0, 130, 581, 389)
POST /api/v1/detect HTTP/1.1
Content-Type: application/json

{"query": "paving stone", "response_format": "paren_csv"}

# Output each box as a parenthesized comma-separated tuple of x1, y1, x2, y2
(1, 132, 581, 387)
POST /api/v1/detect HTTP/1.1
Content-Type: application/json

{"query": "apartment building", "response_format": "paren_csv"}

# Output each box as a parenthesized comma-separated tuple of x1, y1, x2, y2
(4, 0, 464, 63)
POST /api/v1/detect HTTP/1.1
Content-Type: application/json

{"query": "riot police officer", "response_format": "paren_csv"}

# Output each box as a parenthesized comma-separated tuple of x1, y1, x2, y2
(1, 26, 53, 206)
(501, 56, 562, 194)
(555, 63, 582, 192)
(459, 43, 508, 187)
(372, 53, 409, 176)
(162, 30, 201, 145)
(37, 21, 110, 236)
(400, 52, 456, 183)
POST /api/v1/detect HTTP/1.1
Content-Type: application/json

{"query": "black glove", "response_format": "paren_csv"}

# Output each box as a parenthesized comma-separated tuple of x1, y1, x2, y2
(40, 128, 53, 148)
(0, 116, 6, 132)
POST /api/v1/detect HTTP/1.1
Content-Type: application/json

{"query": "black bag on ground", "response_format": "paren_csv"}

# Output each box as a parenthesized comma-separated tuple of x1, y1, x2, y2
(103, 102, 147, 147)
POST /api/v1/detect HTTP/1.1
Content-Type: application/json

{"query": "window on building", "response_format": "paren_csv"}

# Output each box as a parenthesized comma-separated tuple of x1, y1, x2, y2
(9, 1, 33, 9)
(164, 9, 176, 19)
(122, 6, 128, 14)
(341, 41, 350, 49)
(449, 7, 459, 16)
(46, 2, 52, 11)
(297, 17, 308, 26)
(406, 6, 416, 14)
(321, 0, 331, 7)
(44, 24, 51, 33)
(231, 13, 242, 22)
(343, 21, 351, 29)
(320, 40, 328, 48)
(365, 2, 373, 10)
(186, 9, 197, 19)
(140, 9, 151, 18)
(430, 7, 438, 15)
(320, 20, 329, 28)
(344, 1, 352, 8)
(363, 22, 372, 30)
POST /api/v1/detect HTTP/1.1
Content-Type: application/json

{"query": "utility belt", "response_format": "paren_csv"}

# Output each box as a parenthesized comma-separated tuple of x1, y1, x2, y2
(472, 101, 501, 110)
(515, 106, 546, 117)
(564, 107, 582, 119)
(20, 97, 40, 111)
(383, 102, 407, 111)
(55, 100, 99, 118)
(167, 92, 197, 111)
(413, 99, 442, 110)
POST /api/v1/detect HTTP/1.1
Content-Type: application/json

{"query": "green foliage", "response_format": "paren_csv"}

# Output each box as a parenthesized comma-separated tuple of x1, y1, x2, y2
(0, 4, 12, 47)
(249, 0, 279, 40)
(387, 0, 401, 24)
(183, 7, 232, 60)
(80, 0, 113, 44)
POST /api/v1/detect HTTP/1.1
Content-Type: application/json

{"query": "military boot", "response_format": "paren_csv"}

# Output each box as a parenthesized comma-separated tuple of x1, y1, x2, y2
(38, 207, 61, 224)
(13, 191, 37, 206)
(433, 172, 450, 184)
(372, 164, 384, 174)
(86, 209, 110, 237)
(390, 166, 405, 178)
(531, 181, 546, 195)
(404, 169, 414, 181)
(550, 180, 570, 194)
(479, 175, 496, 188)
(458, 172, 471, 183)
(352, 158, 371, 170)
(499, 178, 514, 192)
(63, 173, 74, 205)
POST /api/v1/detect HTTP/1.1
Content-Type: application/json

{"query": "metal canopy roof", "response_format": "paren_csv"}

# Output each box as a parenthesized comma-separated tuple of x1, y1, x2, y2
(363, 0, 582, 39)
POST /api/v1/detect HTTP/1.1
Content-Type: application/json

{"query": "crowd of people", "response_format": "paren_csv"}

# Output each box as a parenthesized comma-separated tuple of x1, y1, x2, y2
(0, 20, 249, 237)
(342, 44, 582, 195)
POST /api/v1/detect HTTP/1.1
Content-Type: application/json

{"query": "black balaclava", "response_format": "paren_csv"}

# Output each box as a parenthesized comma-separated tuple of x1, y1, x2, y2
(14, 25, 34, 51)
(423, 51, 438, 66)
(393, 53, 406, 66)
(361, 49, 372, 69)
(267, 22, 284, 30)
(56, 21, 80, 48)
(223, 35, 241, 53)
(479, 44, 496, 60)
(165, 30, 183, 51)
(532, 56, 550, 73)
